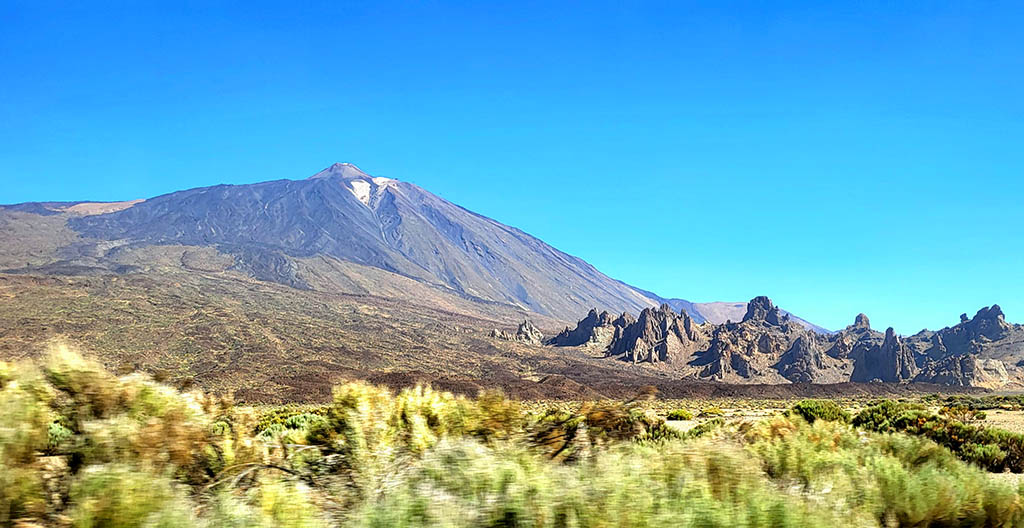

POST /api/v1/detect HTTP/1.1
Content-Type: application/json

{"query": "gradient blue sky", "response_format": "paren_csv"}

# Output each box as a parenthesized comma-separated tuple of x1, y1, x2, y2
(2, 1, 1022, 333)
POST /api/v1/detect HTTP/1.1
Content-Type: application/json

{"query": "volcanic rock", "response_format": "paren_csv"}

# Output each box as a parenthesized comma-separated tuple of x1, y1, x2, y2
(607, 304, 707, 364)
(548, 309, 618, 347)
(490, 319, 544, 345)
(742, 296, 788, 326)
(850, 327, 919, 383)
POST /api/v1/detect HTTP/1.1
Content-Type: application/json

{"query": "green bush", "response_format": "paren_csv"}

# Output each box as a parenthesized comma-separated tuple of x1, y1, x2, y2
(699, 407, 725, 418)
(745, 416, 1024, 526)
(684, 417, 725, 439)
(788, 399, 851, 423)
(0, 362, 52, 524)
(203, 478, 326, 528)
(851, 399, 922, 432)
(666, 408, 693, 420)
(349, 438, 865, 528)
(68, 464, 197, 528)
(6, 350, 1024, 527)
(854, 400, 1024, 472)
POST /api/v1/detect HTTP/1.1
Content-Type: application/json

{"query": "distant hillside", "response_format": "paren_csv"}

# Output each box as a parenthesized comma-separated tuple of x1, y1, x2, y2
(11, 163, 671, 321)
(692, 301, 831, 333)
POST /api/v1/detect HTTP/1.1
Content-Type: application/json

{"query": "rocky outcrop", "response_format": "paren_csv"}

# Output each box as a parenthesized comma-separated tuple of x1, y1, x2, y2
(548, 309, 617, 347)
(776, 335, 835, 383)
(938, 305, 1010, 348)
(553, 298, 1024, 388)
(490, 319, 544, 345)
(742, 296, 788, 326)
(908, 305, 1019, 386)
(606, 304, 707, 364)
(915, 354, 1010, 387)
(850, 328, 919, 383)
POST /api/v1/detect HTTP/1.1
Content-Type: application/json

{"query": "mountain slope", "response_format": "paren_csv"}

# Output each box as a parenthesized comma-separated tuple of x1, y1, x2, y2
(39, 163, 662, 320)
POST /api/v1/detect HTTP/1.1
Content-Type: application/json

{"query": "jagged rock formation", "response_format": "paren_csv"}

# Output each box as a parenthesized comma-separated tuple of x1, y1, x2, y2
(850, 328, 919, 383)
(776, 335, 847, 384)
(742, 296, 788, 326)
(547, 309, 617, 347)
(606, 304, 707, 364)
(552, 298, 1024, 387)
(490, 319, 544, 345)
(687, 300, 830, 333)
(911, 306, 1020, 387)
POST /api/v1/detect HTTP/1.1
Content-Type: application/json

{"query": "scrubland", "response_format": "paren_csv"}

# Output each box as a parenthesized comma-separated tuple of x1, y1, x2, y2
(3, 347, 1024, 527)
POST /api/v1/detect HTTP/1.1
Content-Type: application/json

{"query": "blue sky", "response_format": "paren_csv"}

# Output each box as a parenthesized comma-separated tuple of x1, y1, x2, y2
(2, 1, 1022, 333)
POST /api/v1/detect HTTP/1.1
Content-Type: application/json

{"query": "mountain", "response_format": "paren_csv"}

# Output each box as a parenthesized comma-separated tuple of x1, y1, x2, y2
(11, 163, 664, 321)
(0, 162, 881, 400)
(545, 297, 1024, 387)
(2, 163, 828, 328)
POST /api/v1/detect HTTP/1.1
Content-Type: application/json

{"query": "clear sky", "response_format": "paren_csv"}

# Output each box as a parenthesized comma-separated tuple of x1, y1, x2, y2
(2, 1, 1022, 333)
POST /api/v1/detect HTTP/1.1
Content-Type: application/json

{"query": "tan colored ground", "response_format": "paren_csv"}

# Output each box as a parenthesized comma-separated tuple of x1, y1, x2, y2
(980, 409, 1024, 434)
(64, 199, 145, 215)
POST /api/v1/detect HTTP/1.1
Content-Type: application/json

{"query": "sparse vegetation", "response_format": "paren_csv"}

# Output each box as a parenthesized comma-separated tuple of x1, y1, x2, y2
(788, 399, 851, 423)
(699, 406, 726, 418)
(854, 399, 1024, 472)
(4, 349, 1024, 527)
(666, 408, 693, 420)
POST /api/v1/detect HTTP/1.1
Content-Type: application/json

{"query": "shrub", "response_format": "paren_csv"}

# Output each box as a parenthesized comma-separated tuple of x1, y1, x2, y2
(745, 416, 1024, 526)
(6, 349, 1024, 527)
(855, 400, 1024, 472)
(254, 405, 329, 436)
(666, 408, 693, 420)
(203, 479, 326, 528)
(788, 399, 851, 423)
(699, 407, 725, 418)
(685, 417, 725, 439)
(349, 438, 864, 528)
(940, 404, 987, 423)
(0, 363, 52, 524)
(851, 399, 921, 432)
(67, 464, 197, 528)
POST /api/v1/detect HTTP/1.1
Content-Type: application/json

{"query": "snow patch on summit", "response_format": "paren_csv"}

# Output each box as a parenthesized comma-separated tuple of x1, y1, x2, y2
(345, 176, 397, 208)
(348, 180, 372, 206)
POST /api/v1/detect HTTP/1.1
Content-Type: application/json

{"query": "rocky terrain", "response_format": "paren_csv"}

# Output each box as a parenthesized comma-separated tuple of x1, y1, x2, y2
(543, 297, 1024, 388)
(2, 162, 1020, 396)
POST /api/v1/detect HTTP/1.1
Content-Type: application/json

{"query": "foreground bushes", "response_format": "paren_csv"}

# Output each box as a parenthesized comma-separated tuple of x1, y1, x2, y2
(854, 400, 1024, 472)
(3, 349, 1024, 527)
(747, 416, 1024, 526)
(351, 438, 863, 528)
(787, 399, 851, 424)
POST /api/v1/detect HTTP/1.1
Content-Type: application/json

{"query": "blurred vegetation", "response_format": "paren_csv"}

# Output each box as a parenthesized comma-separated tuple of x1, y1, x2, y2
(666, 408, 694, 420)
(3, 347, 1024, 527)
(787, 399, 851, 424)
(928, 394, 1024, 411)
(855, 399, 1024, 472)
(699, 406, 726, 418)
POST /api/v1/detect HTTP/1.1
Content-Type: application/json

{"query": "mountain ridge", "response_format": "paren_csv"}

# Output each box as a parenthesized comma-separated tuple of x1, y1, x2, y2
(4, 163, 672, 321)
(3, 163, 825, 329)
